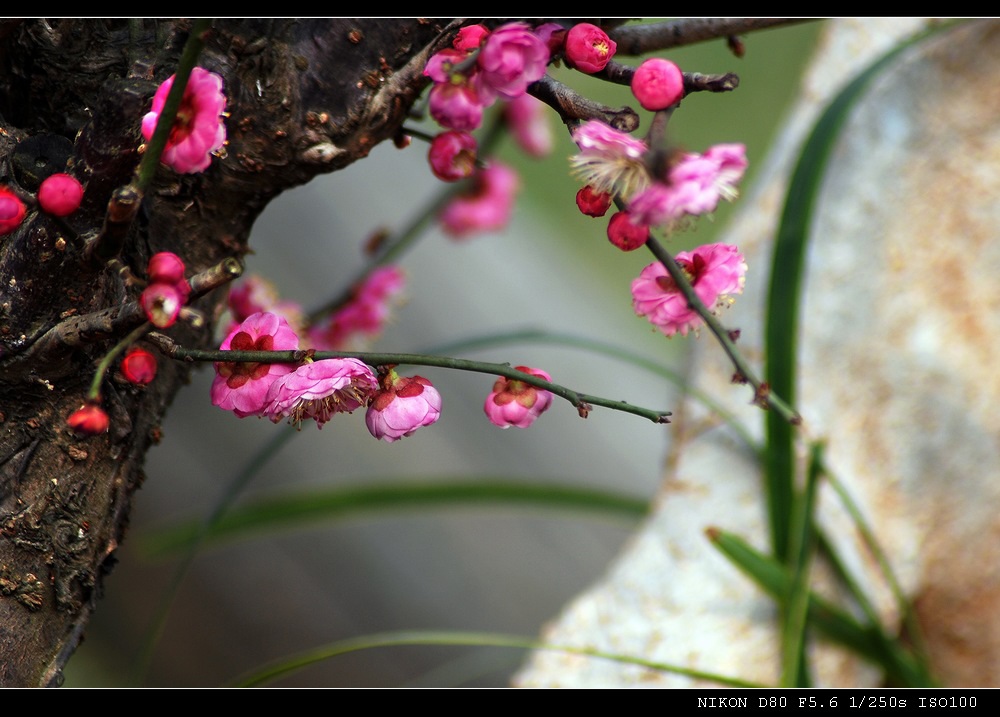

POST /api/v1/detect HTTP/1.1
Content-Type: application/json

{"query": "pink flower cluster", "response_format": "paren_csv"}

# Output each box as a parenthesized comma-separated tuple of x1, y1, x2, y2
(424, 22, 551, 132)
(142, 66, 227, 174)
(211, 313, 557, 437)
(631, 243, 747, 337)
(210, 311, 443, 441)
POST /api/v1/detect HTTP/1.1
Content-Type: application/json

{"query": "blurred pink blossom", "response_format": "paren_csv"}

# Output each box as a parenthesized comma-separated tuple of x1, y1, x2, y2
(504, 94, 553, 158)
(439, 162, 519, 239)
(308, 266, 406, 351)
(475, 22, 549, 102)
(628, 144, 747, 229)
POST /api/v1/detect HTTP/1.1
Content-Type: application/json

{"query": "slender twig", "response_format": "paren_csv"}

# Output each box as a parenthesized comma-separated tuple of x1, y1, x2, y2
(609, 18, 818, 55)
(2, 258, 241, 373)
(148, 337, 672, 424)
(529, 75, 639, 132)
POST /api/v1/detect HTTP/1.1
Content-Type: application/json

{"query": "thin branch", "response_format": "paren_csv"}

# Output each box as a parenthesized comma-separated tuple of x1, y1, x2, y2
(147, 336, 673, 425)
(1, 258, 242, 373)
(529, 75, 639, 132)
(609, 18, 818, 56)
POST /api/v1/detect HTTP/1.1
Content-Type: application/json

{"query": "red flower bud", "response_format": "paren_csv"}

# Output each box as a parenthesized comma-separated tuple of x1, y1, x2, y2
(0, 186, 27, 235)
(121, 347, 158, 385)
(631, 58, 684, 111)
(428, 131, 478, 182)
(607, 211, 649, 251)
(37, 173, 84, 217)
(147, 252, 186, 285)
(67, 402, 109, 435)
(575, 185, 613, 218)
(564, 23, 616, 74)
(141, 282, 184, 328)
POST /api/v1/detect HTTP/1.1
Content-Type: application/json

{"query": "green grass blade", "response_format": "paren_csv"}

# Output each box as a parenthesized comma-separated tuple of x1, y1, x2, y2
(764, 21, 959, 562)
(139, 479, 650, 558)
(707, 527, 931, 686)
(227, 629, 764, 688)
(780, 441, 823, 687)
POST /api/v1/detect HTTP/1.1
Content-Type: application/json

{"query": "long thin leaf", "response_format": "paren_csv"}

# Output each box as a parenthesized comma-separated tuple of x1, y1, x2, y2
(764, 20, 959, 562)
(779, 441, 823, 687)
(707, 527, 932, 686)
(229, 629, 764, 688)
(139, 479, 650, 558)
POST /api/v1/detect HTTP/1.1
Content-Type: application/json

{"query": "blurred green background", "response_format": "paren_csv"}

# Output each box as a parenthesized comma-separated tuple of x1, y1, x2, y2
(64, 19, 824, 688)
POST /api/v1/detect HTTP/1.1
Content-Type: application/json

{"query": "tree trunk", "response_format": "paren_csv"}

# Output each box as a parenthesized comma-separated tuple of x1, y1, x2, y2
(0, 18, 449, 687)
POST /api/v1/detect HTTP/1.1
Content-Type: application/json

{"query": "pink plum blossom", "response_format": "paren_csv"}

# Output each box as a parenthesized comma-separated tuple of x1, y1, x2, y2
(484, 366, 554, 429)
(628, 144, 748, 229)
(428, 130, 478, 181)
(366, 370, 442, 442)
(631, 243, 747, 337)
(264, 358, 378, 428)
(564, 23, 616, 74)
(631, 58, 685, 111)
(307, 265, 406, 351)
(211, 312, 300, 418)
(569, 120, 650, 200)
(503, 93, 553, 158)
(439, 162, 519, 239)
(141, 66, 227, 174)
(475, 22, 549, 103)
(424, 48, 470, 84)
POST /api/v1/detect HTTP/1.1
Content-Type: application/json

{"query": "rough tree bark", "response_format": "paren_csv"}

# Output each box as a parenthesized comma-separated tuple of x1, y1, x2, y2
(0, 18, 451, 687)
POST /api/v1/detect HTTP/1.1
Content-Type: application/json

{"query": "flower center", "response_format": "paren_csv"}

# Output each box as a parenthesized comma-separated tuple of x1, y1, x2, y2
(217, 331, 274, 388)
